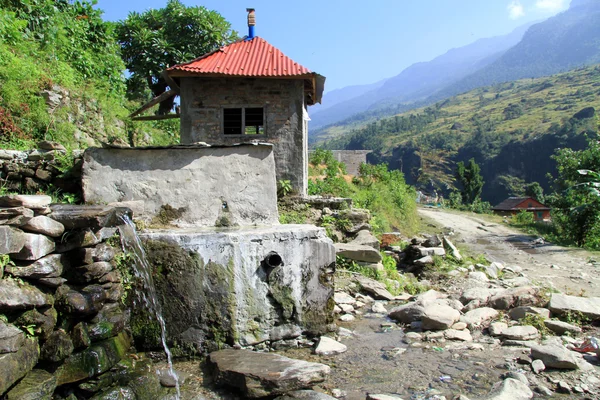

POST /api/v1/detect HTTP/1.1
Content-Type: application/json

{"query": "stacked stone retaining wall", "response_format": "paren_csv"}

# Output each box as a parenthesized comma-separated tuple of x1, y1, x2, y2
(0, 195, 133, 398)
(0, 142, 81, 197)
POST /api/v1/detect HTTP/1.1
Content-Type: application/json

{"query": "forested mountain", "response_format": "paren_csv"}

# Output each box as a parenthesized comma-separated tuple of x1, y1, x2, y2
(309, 23, 532, 131)
(320, 65, 600, 205)
(311, 0, 600, 143)
(434, 0, 600, 101)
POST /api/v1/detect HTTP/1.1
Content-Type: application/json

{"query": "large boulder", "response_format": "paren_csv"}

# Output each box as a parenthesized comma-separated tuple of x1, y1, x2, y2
(0, 226, 26, 254)
(0, 279, 52, 311)
(335, 243, 382, 263)
(548, 294, 600, 320)
(208, 349, 331, 398)
(0, 337, 39, 395)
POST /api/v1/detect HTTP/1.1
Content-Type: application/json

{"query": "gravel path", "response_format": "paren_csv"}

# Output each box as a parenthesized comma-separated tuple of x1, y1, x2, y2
(418, 207, 600, 297)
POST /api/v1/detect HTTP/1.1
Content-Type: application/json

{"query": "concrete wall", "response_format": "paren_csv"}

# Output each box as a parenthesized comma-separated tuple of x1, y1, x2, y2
(140, 224, 335, 348)
(309, 150, 372, 176)
(81, 145, 279, 227)
(179, 78, 307, 195)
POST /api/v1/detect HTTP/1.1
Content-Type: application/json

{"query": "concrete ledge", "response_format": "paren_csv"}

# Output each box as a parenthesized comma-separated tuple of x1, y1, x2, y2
(81, 144, 279, 227)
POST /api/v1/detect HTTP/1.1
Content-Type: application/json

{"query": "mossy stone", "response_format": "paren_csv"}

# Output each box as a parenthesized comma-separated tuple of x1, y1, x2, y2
(0, 337, 39, 395)
(6, 369, 56, 400)
(55, 332, 131, 385)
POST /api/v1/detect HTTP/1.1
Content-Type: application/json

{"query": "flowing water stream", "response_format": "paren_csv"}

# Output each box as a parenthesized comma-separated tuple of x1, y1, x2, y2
(118, 216, 181, 399)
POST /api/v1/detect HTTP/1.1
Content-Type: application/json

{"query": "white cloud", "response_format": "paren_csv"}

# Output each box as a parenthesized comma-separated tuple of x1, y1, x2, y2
(535, 0, 568, 12)
(508, 0, 526, 19)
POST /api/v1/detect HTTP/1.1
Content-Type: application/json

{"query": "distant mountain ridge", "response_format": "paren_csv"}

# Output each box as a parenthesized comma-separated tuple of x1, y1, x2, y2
(434, 0, 600, 101)
(320, 65, 600, 204)
(309, 23, 532, 131)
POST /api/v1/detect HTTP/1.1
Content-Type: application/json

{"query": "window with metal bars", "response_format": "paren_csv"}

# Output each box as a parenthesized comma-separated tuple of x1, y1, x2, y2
(223, 107, 264, 135)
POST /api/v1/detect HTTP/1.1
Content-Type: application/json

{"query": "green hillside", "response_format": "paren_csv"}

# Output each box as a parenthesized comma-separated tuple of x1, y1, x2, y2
(320, 65, 600, 204)
(0, 1, 178, 150)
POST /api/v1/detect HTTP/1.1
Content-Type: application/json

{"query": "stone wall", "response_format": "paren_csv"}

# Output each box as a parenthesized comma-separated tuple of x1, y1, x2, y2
(179, 77, 308, 195)
(309, 150, 372, 176)
(0, 196, 133, 398)
(0, 143, 81, 196)
(81, 144, 279, 228)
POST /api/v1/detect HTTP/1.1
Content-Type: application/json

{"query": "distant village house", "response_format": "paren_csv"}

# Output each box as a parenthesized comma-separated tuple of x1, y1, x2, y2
(492, 197, 551, 221)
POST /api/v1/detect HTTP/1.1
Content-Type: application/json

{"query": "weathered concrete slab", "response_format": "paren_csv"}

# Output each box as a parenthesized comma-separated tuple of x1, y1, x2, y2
(208, 349, 330, 398)
(140, 225, 335, 348)
(82, 145, 279, 227)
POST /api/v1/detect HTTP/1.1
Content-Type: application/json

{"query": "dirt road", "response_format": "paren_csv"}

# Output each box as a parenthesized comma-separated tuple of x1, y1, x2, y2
(418, 207, 600, 297)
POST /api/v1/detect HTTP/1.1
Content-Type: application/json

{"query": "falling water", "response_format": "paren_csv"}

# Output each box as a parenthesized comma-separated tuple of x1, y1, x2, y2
(118, 216, 180, 399)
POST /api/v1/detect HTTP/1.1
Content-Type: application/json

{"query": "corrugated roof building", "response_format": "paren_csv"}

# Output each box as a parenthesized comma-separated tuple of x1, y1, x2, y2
(164, 9, 325, 195)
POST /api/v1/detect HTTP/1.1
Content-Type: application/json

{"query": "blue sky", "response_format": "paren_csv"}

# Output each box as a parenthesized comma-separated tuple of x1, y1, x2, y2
(97, 0, 570, 92)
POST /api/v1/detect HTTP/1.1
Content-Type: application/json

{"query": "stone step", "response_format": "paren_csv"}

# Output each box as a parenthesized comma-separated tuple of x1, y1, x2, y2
(208, 349, 330, 398)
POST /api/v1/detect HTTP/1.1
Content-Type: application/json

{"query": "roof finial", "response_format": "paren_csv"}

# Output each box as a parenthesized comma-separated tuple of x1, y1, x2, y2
(246, 8, 255, 40)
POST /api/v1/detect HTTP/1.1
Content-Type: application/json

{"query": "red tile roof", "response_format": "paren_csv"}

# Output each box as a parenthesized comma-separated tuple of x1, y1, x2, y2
(167, 37, 313, 78)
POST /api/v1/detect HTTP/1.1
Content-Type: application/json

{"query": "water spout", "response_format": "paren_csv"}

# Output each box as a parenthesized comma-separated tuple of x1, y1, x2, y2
(264, 251, 283, 268)
(118, 216, 181, 399)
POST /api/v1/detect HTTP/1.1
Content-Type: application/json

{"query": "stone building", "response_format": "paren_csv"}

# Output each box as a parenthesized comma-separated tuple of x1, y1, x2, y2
(164, 9, 325, 195)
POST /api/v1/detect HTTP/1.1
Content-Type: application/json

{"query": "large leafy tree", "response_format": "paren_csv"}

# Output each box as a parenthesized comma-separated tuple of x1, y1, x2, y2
(548, 136, 600, 247)
(455, 158, 484, 205)
(116, 0, 237, 114)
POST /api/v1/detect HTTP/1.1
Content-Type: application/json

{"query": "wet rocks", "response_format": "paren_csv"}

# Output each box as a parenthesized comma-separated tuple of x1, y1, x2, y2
(208, 349, 331, 398)
(40, 330, 74, 362)
(5, 368, 57, 400)
(55, 332, 132, 385)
